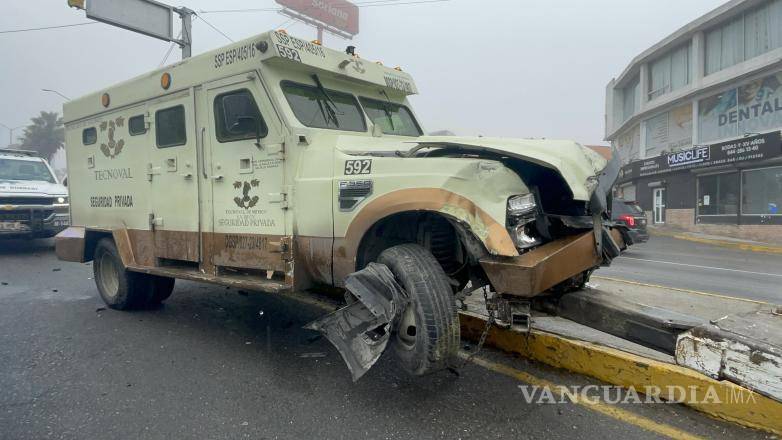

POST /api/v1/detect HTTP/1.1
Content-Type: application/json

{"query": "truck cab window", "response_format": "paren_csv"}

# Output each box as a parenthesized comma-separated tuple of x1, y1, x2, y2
(281, 81, 366, 132)
(359, 97, 423, 136)
(214, 89, 268, 143)
(155, 105, 187, 148)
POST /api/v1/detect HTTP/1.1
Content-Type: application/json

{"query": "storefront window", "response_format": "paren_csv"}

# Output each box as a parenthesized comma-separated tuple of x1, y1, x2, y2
(742, 167, 782, 215)
(697, 173, 740, 215)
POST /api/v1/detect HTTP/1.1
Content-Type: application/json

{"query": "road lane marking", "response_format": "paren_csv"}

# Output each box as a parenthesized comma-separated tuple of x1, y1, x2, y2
(617, 256, 782, 278)
(463, 354, 706, 440)
(592, 275, 775, 306)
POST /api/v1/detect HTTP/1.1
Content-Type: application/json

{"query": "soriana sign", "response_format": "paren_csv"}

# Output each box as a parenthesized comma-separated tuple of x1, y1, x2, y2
(276, 0, 360, 36)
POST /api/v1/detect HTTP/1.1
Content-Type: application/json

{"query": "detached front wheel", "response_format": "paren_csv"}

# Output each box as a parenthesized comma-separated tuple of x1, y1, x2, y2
(377, 244, 460, 376)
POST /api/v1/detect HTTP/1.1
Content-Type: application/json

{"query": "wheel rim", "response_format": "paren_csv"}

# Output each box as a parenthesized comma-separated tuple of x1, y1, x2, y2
(98, 252, 120, 299)
(397, 304, 417, 348)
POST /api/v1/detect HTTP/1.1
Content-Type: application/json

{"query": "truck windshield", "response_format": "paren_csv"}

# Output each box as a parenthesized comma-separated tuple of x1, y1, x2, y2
(359, 97, 422, 137)
(281, 81, 367, 132)
(0, 159, 55, 183)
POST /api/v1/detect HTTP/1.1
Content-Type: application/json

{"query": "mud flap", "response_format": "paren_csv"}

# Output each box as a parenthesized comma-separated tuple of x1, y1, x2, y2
(304, 263, 408, 381)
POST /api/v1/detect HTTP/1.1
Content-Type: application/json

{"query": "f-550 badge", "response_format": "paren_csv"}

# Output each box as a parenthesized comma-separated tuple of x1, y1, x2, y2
(99, 117, 125, 159)
(344, 159, 372, 175)
(233, 179, 260, 209)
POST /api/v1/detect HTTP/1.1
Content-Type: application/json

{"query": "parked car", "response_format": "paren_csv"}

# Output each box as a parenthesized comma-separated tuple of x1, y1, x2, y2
(612, 198, 648, 243)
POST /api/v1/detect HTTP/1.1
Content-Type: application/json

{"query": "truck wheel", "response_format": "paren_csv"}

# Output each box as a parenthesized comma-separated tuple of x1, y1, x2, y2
(147, 276, 175, 306)
(93, 238, 150, 310)
(377, 244, 460, 376)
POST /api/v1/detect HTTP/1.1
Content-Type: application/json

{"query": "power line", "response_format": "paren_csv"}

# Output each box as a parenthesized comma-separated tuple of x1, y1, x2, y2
(159, 29, 184, 67)
(199, 0, 450, 14)
(0, 22, 97, 34)
(194, 13, 234, 43)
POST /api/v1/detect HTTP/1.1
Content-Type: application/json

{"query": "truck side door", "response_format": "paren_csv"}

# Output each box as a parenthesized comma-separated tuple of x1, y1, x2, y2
(200, 74, 288, 275)
(147, 91, 200, 262)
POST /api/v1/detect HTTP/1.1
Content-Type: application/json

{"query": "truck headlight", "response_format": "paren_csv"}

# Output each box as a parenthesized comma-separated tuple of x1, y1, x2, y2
(511, 223, 541, 249)
(507, 194, 536, 216)
(56, 197, 68, 204)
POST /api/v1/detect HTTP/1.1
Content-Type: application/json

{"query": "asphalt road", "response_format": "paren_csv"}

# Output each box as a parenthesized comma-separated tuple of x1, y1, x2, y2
(0, 239, 773, 440)
(597, 235, 782, 304)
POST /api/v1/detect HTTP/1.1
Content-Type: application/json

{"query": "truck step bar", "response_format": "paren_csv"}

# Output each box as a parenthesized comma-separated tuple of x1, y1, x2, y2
(127, 265, 291, 294)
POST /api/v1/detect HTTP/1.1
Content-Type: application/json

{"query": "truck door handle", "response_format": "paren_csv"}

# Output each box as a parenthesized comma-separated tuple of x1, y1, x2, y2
(211, 175, 224, 181)
(180, 173, 193, 179)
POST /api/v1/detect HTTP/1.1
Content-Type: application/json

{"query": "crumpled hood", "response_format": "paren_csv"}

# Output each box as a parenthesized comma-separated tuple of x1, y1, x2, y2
(336, 135, 609, 202)
(0, 180, 67, 197)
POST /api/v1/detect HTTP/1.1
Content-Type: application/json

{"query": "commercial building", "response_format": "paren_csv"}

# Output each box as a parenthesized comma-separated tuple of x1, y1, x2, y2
(605, 0, 782, 242)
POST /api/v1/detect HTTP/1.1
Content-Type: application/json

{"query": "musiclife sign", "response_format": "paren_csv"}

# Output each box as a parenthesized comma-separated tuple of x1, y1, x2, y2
(618, 131, 782, 181)
(276, 0, 360, 37)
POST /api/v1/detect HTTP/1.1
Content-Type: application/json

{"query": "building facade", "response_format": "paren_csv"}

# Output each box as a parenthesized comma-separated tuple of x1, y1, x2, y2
(606, 0, 782, 243)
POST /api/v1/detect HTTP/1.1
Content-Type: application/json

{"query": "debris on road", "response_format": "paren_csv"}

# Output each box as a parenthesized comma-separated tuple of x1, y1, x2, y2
(298, 352, 327, 358)
(304, 263, 408, 381)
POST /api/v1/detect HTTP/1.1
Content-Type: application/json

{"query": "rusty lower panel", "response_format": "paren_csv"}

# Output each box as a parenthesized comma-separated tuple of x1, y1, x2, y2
(202, 232, 288, 273)
(294, 236, 334, 287)
(112, 228, 138, 267)
(155, 230, 200, 262)
(127, 229, 156, 267)
(54, 227, 87, 262)
(334, 188, 516, 286)
(480, 231, 601, 297)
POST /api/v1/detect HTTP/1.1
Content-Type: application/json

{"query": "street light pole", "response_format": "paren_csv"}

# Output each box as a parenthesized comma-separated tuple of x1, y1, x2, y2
(0, 123, 25, 146)
(41, 89, 71, 101)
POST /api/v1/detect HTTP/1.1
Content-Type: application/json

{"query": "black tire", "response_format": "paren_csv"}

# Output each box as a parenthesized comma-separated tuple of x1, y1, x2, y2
(147, 276, 175, 306)
(377, 244, 460, 376)
(93, 238, 152, 310)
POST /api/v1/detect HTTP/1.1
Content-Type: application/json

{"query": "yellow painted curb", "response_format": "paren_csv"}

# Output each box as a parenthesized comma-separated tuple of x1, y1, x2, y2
(459, 311, 782, 436)
(648, 229, 782, 255)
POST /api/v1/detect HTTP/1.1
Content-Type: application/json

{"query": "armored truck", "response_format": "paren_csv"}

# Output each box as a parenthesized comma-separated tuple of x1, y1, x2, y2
(56, 30, 629, 379)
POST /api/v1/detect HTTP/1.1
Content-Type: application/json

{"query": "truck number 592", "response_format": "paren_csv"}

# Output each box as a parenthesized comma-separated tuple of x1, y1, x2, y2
(344, 159, 372, 175)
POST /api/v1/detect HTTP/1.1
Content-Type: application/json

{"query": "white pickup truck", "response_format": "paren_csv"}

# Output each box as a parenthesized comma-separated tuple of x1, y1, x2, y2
(0, 149, 69, 239)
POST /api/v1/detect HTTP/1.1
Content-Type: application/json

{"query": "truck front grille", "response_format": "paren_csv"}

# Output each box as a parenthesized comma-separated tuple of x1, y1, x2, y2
(0, 197, 56, 205)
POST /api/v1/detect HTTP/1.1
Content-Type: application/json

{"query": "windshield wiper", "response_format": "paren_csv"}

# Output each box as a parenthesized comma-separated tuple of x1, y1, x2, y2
(311, 74, 340, 127)
(379, 90, 396, 131)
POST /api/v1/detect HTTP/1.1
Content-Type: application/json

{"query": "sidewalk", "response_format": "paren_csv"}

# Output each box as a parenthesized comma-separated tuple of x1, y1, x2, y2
(648, 226, 782, 254)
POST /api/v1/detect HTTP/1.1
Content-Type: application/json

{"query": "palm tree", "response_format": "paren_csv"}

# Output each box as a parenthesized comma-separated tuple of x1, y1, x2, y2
(19, 111, 64, 161)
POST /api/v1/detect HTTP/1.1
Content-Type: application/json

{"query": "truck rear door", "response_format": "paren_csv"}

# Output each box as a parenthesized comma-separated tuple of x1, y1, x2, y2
(146, 91, 200, 262)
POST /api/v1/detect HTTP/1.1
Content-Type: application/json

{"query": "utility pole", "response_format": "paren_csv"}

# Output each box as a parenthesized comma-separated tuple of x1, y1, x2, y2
(175, 7, 194, 59)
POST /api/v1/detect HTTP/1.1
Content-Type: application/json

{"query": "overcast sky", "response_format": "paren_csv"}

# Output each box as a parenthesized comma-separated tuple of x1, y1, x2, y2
(0, 0, 725, 148)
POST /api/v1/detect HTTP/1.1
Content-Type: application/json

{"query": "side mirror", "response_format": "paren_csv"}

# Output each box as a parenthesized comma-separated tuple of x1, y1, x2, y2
(62, 177, 68, 187)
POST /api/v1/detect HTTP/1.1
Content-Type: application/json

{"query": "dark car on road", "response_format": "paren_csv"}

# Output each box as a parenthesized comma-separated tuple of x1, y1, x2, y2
(612, 198, 649, 243)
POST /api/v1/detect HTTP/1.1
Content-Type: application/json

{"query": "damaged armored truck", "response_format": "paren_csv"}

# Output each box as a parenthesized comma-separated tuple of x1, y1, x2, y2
(55, 30, 630, 381)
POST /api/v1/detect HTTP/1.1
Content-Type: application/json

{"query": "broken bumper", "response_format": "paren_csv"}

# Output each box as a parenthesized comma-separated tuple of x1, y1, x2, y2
(479, 227, 628, 298)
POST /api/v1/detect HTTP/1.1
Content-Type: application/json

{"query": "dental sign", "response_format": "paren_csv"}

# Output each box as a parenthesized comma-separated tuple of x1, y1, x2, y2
(619, 131, 781, 180)
(276, 0, 360, 36)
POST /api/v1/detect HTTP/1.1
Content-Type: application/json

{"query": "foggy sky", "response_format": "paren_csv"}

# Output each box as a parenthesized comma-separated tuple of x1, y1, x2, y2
(0, 0, 725, 148)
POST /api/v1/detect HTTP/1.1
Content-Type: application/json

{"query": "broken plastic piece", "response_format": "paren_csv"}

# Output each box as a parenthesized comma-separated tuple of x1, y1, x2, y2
(304, 263, 408, 381)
